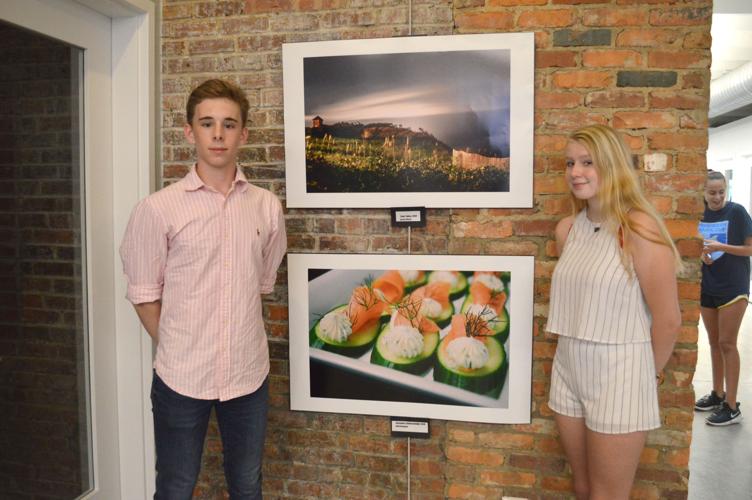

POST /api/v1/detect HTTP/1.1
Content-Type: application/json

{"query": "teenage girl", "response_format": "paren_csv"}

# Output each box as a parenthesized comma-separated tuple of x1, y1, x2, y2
(546, 124, 681, 500)
(694, 170, 752, 425)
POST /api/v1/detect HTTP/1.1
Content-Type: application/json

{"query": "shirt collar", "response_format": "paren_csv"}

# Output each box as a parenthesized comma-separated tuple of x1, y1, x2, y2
(183, 164, 250, 193)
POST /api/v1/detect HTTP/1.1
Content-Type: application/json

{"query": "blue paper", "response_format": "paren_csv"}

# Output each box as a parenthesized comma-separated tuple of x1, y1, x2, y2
(698, 221, 728, 261)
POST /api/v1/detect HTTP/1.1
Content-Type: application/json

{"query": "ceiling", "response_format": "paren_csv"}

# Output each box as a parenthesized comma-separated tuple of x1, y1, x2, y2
(711, 11, 752, 81)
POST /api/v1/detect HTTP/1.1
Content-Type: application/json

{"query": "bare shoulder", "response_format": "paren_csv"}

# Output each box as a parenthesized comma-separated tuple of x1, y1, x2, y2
(555, 215, 575, 240)
(626, 210, 662, 244)
(554, 215, 575, 255)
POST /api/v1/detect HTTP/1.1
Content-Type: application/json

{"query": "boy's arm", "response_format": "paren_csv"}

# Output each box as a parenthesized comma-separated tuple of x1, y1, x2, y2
(260, 196, 287, 294)
(133, 301, 162, 343)
(120, 200, 169, 336)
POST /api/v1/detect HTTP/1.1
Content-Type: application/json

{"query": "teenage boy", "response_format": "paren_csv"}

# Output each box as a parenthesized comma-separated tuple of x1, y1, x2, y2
(120, 79, 287, 499)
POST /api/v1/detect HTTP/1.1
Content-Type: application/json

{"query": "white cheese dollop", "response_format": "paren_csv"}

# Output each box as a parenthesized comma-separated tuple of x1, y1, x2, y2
(465, 303, 498, 323)
(430, 271, 458, 287)
(475, 273, 504, 292)
(445, 336, 489, 370)
(399, 270, 420, 283)
(318, 310, 352, 342)
(420, 297, 442, 318)
(382, 325, 424, 359)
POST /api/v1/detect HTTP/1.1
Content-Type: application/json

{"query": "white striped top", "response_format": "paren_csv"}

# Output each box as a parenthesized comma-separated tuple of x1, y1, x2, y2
(120, 166, 287, 401)
(546, 210, 651, 344)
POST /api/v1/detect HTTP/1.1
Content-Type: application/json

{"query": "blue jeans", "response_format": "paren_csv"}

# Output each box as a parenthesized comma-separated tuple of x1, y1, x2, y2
(151, 372, 269, 500)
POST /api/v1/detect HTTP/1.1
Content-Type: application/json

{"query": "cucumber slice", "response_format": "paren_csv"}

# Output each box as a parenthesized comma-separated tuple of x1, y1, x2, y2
(460, 294, 510, 343)
(309, 304, 381, 357)
(433, 336, 508, 397)
(426, 301, 454, 329)
(427, 271, 468, 300)
(403, 272, 428, 293)
(370, 325, 439, 374)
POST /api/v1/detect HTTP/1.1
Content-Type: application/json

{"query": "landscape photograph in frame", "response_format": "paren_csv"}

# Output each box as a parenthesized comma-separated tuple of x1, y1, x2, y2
(287, 253, 534, 424)
(282, 33, 534, 208)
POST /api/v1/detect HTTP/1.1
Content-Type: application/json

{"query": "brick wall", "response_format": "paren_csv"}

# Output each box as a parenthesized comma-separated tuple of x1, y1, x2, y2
(0, 23, 87, 499)
(161, 0, 710, 498)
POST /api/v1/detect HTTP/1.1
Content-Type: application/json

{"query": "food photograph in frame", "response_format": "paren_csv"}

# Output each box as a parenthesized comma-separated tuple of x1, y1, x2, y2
(288, 253, 534, 424)
(282, 33, 534, 208)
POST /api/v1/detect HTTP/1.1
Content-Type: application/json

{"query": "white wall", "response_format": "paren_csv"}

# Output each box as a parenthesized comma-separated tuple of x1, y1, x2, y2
(708, 115, 752, 212)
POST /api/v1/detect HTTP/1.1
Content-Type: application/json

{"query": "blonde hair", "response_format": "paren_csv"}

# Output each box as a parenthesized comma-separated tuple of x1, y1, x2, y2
(567, 124, 682, 270)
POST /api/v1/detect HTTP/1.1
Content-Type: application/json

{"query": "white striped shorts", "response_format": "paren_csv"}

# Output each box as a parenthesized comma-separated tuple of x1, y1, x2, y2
(548, 336, 661, 434)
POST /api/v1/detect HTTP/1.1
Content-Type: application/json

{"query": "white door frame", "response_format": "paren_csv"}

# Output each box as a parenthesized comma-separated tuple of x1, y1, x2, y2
(0, 0, 156, 498)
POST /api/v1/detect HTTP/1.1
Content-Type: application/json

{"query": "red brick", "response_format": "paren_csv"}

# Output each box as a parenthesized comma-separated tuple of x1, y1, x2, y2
(682, 72, 707, 89)
(664, 219, 702, 239)
(484, 239, 540, 256)
(480, 470, 536, 487)
(646, 195, 670, 216)
(649, 92, 705, 110)
(613, 111, 676, 129)
(245, 0, 293, 13)
(514, 219, 557, 236)
(541, 110, 608, 130)
(542, 475, 572, 491)
(676, 153, 706, 172)
(683, 30, 711, 49)
(476, 431, 535, 449)
(664, 448, 690, 468)
(583, 49, 642, 68)
(535, 174, 569, 195)
(649, 6, 712, 27)
(648, 50, 710, 69)
(447, 484, 502, 499)
(488, 0, 547, 4)
(536, 50, 577, 68)
(586, 89, 645, 108)
(454, 12, 514, 30)
(446, 446, 505, 466)
(676, 195, 703, 215)
(553, 70, 613, 88)
(535, 91, 582, 109)
(519, 9, 575, 28)
(616, 28, 681, 47)
(677, 281, 700, 301)
(452, 220, 513, 239)
(648, 131, 707, 151)
(583, 7, 648, 26)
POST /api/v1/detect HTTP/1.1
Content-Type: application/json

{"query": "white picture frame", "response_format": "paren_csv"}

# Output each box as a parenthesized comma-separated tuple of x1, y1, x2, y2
(287, 253, 534, 424)
(282, 33, 535, 208)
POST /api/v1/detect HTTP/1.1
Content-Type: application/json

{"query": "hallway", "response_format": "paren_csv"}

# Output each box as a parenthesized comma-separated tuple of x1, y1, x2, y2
(688, 303, 752, 499)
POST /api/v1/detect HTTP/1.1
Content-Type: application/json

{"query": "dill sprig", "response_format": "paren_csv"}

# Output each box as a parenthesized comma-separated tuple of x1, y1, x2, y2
(393, 295, 423, 329)
(464, 306, 495, 337)
(347, 275, 380, 325)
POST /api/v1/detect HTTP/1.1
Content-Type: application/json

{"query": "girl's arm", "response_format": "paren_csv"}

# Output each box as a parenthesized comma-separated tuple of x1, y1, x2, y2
(629, 211, 681, 372)
(554, 215, 575, 256)
(704, 235, 752, 257)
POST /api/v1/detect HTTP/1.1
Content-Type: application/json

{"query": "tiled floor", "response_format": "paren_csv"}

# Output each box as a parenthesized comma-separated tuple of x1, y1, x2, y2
(688, 305, 752, 500)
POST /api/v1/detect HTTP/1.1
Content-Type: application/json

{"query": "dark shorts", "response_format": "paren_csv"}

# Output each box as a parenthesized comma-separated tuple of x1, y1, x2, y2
(700, 292, 749, 309)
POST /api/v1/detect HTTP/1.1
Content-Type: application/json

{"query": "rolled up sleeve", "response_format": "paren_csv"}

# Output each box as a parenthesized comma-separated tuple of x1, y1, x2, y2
(260, 195, 287, 294)
(119, 200, 168, 304)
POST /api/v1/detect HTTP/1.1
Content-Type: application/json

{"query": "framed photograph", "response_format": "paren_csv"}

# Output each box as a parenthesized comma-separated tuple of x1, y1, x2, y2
(282, 33, 534, 208)
(287, 253, 534, 424)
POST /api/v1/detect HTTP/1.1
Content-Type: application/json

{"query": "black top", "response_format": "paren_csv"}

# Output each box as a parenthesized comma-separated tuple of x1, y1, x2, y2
(700, 201, 752, 296)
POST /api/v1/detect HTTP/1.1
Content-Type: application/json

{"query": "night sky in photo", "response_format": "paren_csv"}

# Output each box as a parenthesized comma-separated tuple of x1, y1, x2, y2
(303, 49, 511, 157)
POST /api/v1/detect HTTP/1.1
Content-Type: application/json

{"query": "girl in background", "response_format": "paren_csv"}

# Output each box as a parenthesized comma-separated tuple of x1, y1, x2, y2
(695, 170, 752, 426)
(546, 124, 681, 499)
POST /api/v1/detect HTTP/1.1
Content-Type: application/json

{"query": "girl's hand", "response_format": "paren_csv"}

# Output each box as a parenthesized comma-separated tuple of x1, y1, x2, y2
(703, 239, 723, 253)
(701, 252, 713, 265)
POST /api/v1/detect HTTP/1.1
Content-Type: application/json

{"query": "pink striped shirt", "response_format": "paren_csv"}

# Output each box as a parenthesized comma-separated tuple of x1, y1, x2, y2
(120, 166, 287, 401)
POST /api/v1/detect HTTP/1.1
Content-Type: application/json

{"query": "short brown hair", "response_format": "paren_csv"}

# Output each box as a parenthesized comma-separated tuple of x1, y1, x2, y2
(186, 79, 250, 127)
